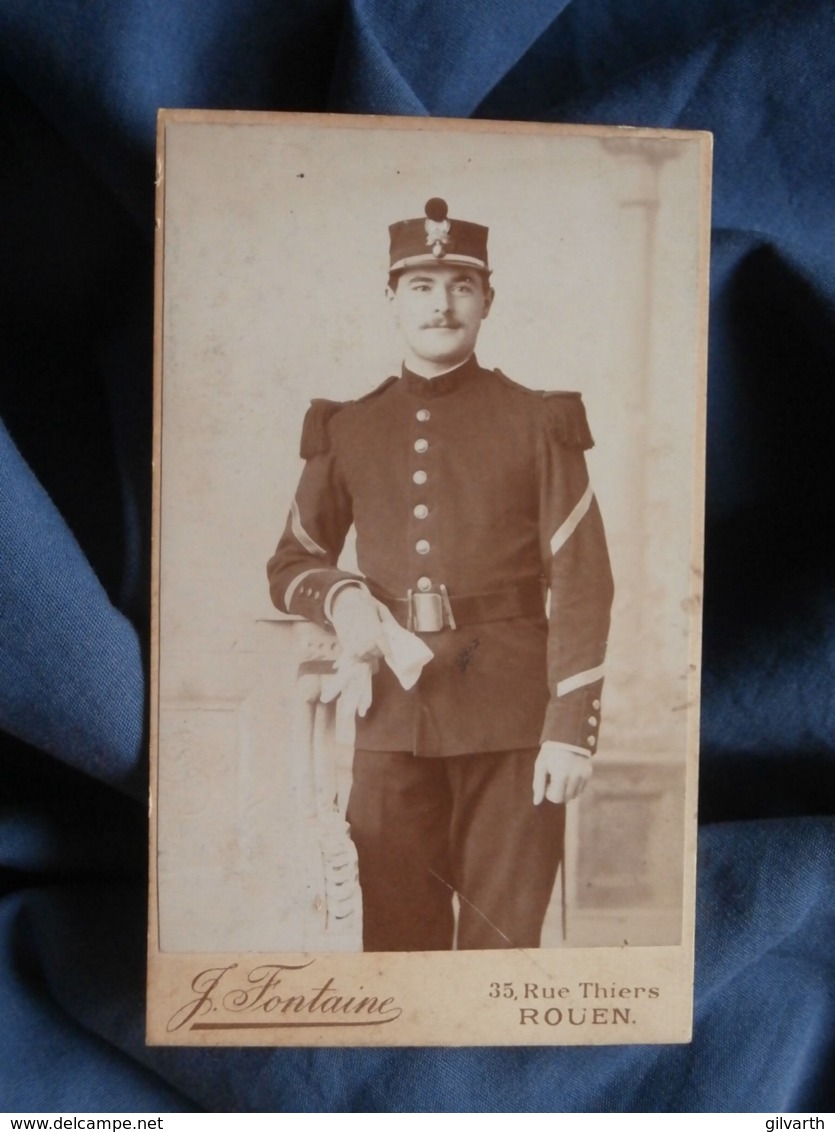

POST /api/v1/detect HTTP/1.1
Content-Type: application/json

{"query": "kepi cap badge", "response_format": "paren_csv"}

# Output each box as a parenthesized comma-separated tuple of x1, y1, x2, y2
(389, 198, 490, 274)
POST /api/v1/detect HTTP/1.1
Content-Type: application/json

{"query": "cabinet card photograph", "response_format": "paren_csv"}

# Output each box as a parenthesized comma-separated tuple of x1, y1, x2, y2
(149, 111, 710, 1046)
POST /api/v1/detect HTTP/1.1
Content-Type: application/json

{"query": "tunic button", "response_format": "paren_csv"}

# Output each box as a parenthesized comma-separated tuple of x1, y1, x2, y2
(587, 735, 596, 748)
(592, 699, 601, 710)
(416, 408, 431, 422)
(416, 539, 430, 554)
(588, 716, 598, 727)
(413, 470, 427, 485)
(417, 576, 432, 591)
(413, 504, 429, 519)
(414, 438, 429, 453)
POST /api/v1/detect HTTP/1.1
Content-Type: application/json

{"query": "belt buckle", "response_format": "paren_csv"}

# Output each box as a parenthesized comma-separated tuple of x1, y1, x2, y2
(410, 591, 444, 633)
(407, 585, 457, 633)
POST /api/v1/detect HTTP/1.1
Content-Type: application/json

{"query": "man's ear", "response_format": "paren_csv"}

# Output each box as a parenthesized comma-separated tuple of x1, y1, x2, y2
(482, 286, 495, 318)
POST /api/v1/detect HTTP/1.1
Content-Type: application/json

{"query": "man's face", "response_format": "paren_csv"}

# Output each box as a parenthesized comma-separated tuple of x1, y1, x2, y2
(386, 265, 494, 375)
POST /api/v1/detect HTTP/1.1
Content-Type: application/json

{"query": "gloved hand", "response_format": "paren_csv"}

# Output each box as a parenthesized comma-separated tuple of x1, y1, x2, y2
(329, 584, 388, 662)
(323, 584, 434, 745)
(532, 741, 593, 804)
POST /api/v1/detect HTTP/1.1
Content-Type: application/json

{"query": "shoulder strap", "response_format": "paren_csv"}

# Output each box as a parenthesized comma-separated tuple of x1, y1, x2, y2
(356, 374, 398, 404)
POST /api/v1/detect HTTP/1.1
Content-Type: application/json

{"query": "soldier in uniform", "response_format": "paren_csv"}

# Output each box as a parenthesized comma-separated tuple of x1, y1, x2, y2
(267, 198, 614, 952)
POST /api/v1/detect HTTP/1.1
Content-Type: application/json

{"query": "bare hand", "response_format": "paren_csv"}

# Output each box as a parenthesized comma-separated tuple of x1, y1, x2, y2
(532, 742, 593, 805)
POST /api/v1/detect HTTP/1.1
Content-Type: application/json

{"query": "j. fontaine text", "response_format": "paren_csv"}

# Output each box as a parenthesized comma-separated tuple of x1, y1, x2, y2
(167, 962, 403, 1032)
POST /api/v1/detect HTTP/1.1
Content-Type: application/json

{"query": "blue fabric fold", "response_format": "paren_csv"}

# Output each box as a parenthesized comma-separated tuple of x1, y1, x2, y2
(0, 421, 145, 793)
(330, 0, 572, 116)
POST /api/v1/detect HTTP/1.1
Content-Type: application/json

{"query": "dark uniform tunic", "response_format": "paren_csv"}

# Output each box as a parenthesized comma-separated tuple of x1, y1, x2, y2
(267, 353, 614, 949)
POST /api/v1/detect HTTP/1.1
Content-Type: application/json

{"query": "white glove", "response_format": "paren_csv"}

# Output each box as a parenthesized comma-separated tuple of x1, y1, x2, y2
(320, 660, 374, 746)
(375, 603, 434, 690)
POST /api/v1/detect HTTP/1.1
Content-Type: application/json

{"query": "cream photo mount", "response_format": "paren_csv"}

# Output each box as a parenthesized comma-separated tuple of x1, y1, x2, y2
(149, 110, 711, 1047)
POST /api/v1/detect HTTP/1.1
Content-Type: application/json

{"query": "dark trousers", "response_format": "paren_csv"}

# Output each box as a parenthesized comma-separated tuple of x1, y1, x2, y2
(346, 747, 565, 951)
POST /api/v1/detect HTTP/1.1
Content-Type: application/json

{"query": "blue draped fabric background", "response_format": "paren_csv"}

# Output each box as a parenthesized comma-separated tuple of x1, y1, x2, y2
(1, 0, 834, 1113)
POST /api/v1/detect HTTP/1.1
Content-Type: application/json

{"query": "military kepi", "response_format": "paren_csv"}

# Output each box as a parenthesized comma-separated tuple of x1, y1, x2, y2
(389, 198, 489, 274)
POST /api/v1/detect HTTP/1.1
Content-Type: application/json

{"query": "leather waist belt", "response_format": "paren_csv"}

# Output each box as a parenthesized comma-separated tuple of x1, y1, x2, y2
(369, 577, 545, 633)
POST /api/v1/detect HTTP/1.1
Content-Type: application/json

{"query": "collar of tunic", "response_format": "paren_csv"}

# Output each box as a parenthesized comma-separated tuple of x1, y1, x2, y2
(400, 353, 481, 399)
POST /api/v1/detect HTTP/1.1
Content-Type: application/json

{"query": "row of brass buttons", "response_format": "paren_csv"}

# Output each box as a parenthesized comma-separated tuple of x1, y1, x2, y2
(412, 407, 432, 590)
(588, 697, 601, 746)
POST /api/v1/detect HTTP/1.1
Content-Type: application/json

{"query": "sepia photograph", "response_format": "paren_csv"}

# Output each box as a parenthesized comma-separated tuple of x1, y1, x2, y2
(148, 112, 710, 1046)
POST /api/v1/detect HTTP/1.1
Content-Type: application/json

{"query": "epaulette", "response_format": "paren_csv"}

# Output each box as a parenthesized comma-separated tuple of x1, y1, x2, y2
(492, 369, 594, 449)
(541, 390, 594, 449)
(300, 399, 346, 459)
(299, 376, 399, 459)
